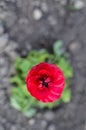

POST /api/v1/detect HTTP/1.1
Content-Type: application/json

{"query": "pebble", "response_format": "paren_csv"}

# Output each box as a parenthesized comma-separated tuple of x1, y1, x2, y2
(11, 125, 25, 130)
(11, 125, 17, 130)
(0, 90, 4, 98)
(4, 40, 18, 60)
(26, 44, 32, 51)
(5, 40, 17, 52)
(0, 1, 6, 7)
(60, 0, 66, 6)
(69, 41, 81, 54)
(84, 123, 86, 130)
(0, 11, 8, 20)
(28, 118, 35, 125)
(5, 12, 17, 28)
(33, 1, 40, 6)
(0, 34, 9, 53)
(21, 50, 27, 57)
(19, 18, 29, 24)
(1, 66, 8, 76)
(1, 117, 6, 124)
(41, 120, 47, 128)
(41, 3, 48, 12)
(9, 66, 16, 75)
(11, 124, 25, 130)
(48, 16, 57, 26)
(0, 125, 5, 130)
(74, 0, 84, 9)
(0, 57, 5, 66)
(48, 124, 56, 130)
(0, 90, 5, 104)
(5, 0, 16, 2)
(36, 113, 42, 118)
(8, 51, 17, 60)
(0, 21, 4, 35)
(43, 111, 55, 121)
(5, 122, 11, 130)
(1, 78, 9, 88)
(32, 8, 42, 20)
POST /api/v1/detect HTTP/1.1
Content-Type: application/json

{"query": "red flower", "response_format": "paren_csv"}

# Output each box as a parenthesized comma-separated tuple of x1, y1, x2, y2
(26, 62, 65, 103)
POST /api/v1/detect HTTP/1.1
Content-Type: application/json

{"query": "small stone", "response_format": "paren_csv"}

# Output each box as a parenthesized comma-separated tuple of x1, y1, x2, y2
(84, 123, 86, 130)
(1, 118, 6, 124)
(28, 118, 35, 125)
(5, 123, 11, 129)
(59, 8, 65, 16)
(32, 8, 42, 20)
(5, 40, 18, 52)
(26, 44, 31, 51)
(60, 0, 66, 5)
(8, 51, 17, 60)
(11, 124, 23, 130)
(41, 3, 48, 12)
(34, 1, 40, 6)
(4, 40, 18, 60)
(0, 21, 4, 35)
(69, 41, 81, 53)
(0, 11, 8, 20)
(0, 57, 5, 65)
(0, 90, 5, 104)
(1, 66, 8, 76)
(41, 120, 47, 128)
(19, 18, 29, 24)
(9, 66, 16, 75)
(11, 125, 17, 130)
(0, 34, 9, 53)
(48, 124, 56, 130)
(36, 113, 42, 118)
(44, 111, 55, 121)
(0, 1, 6, 7)
(5, 12, 17, 28)
(74, 0, 84, 9)
(21, 50, 27, 57)
(11, 125, 25, 130)
(5, 0, 16, 2)
(48, 16, 57, 26)
(0, 90, 4, 97)
(10, 40, 18, 49)
(0, 125, 5, 130)
(2, 77, 9, 84)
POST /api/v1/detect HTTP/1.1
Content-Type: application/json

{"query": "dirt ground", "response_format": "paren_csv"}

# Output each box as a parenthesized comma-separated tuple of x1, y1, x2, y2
(0, 0, 86, 130)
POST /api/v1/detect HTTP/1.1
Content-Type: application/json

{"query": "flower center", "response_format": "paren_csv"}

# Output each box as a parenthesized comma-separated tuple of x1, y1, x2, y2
(42, 80, 48, 88)
(40, 77, 50, 88)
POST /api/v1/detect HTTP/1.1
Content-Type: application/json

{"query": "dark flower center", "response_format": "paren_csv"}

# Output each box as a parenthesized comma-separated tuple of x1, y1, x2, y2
(42, 81, 48, 88)
(40, 77, 49, 88)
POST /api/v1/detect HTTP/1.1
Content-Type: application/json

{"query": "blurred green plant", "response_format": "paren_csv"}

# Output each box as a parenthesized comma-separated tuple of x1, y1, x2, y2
(10, 40, 73, 117)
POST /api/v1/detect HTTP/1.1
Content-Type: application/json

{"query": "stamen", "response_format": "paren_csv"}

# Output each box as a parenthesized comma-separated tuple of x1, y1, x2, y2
(40, 77, 49, 88)
(43, 82, 48, 88)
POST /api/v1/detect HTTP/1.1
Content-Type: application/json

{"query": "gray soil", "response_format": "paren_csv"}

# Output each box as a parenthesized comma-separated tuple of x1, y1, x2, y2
(0, 0, 86, 130)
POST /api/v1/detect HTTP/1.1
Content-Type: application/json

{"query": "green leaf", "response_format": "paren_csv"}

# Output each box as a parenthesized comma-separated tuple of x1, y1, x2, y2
(64, 5, 78, 11)
(61, 89, 71, 103)
(53, 40, 64, 56)
(10, 76, 23, 86)
(46, 102, 57, 109)
(57, 57, 73, 78)
(20, 60, 31, 72)
(14, 57, 22, 69)
(23, 109, 36, 118)
(10, 97, 21, 110)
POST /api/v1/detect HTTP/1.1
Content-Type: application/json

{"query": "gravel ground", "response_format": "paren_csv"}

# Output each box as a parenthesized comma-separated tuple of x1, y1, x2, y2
(0, 0, 86, 130)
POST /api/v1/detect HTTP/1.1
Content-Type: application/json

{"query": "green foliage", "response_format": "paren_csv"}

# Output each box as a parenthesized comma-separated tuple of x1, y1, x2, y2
(10, 40, 73, 117)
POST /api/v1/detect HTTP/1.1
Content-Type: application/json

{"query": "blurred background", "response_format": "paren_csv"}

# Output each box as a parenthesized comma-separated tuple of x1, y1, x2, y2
(0, 0, 86, 130)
